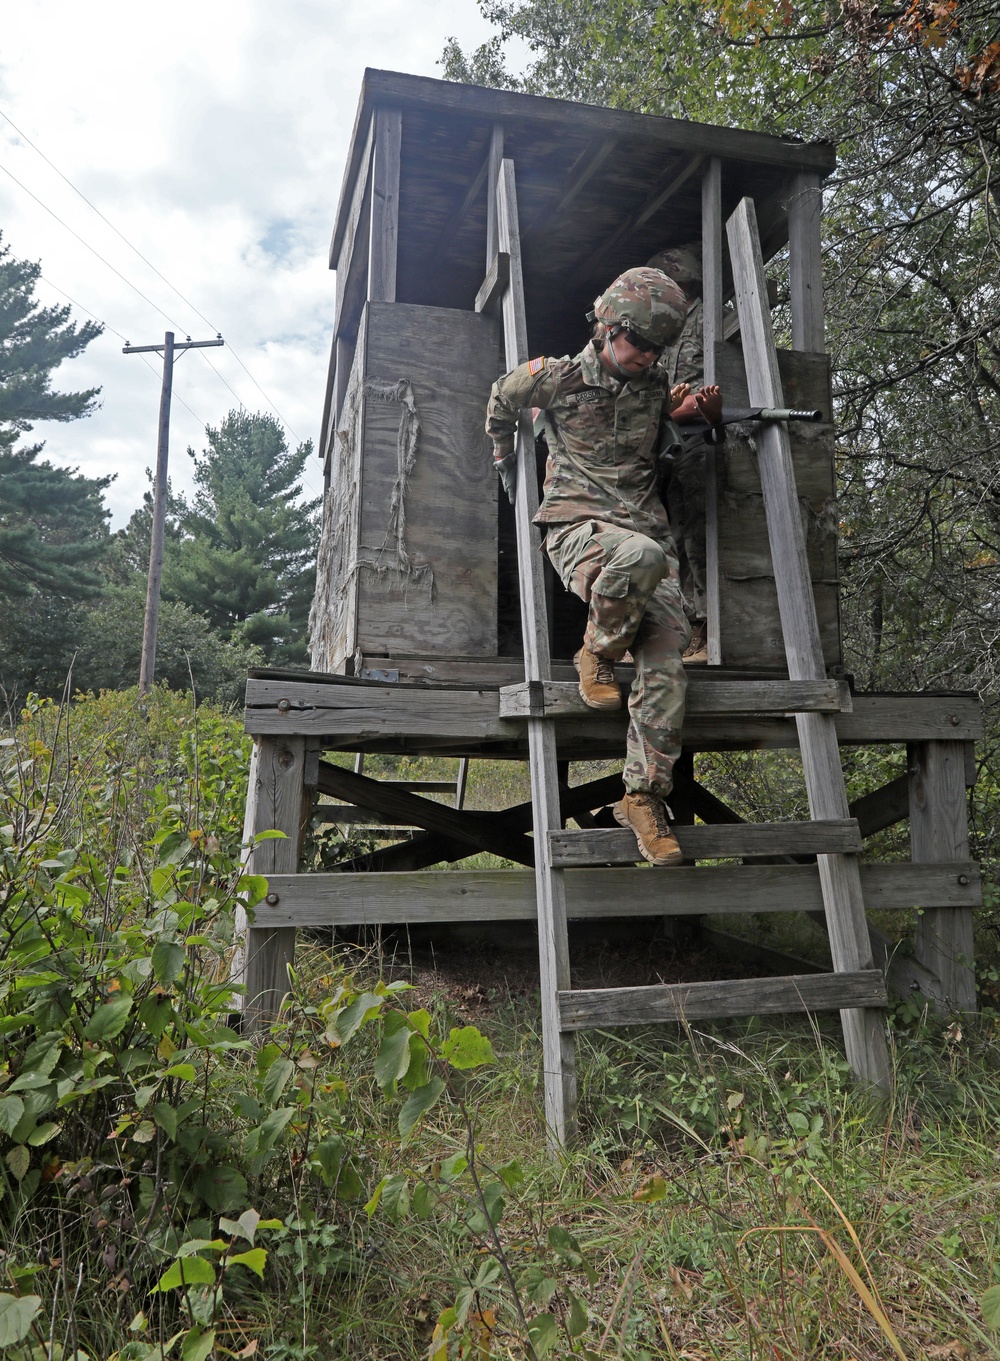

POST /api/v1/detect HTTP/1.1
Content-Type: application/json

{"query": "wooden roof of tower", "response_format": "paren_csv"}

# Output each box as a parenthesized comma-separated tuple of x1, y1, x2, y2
(322, 69, 836, 461)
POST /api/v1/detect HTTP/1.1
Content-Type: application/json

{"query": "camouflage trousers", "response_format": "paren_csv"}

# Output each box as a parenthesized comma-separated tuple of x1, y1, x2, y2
(664, 444, 707, 622)
(545, 519, 689, 797)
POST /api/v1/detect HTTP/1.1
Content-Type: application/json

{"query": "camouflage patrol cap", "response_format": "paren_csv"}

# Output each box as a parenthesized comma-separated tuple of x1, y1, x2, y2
(646, 245, 702, 284)
(593, 267, 686, 349)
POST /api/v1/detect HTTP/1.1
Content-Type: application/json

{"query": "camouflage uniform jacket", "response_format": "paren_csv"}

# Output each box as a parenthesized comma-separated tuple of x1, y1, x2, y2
(486, 341, 681, 542)
(661, 298, 703, 389)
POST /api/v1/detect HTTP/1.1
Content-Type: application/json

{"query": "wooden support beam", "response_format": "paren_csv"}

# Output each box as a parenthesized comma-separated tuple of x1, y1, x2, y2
(549, 819, 863, 867)
(702, 157, 723, 665)
(237, 736, 308, 1023)
(499, 677, 851, 719)
(558, 970, 887, 1030)
(580, 154, 703, 277)
(332, 118, 375, 340)
(849, 774, 910, 837)
(475, 252, 511, 314)
(909, 741, 977, 1013)
(256, 862, 980, 928)
(498, 154, 577, 1146)
(788, 171, 824, 353)
(520, 135, 617, 247)
(316, 760, 535, 865)
(728, 195, 891, 1090)
(370, 107, 402, 303)
(331, 771, 626, 874)
(486, 123, 504, 267)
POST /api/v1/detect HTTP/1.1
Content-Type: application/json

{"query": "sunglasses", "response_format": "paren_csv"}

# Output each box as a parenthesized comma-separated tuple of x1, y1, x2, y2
(618, 327, 663, 357)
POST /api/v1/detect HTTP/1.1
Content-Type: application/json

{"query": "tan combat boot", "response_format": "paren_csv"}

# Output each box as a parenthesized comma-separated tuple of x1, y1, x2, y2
(574, 648, 621, 711)
(683, 619, 708, 665)
(614, 792, 683, 866)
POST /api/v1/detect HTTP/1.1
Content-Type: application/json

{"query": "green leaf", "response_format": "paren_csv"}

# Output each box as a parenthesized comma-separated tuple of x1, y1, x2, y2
(398, 1077, 445, 1146)
(26, 1121, 60, 1147)
(5, 1146, 29, 1182)
(0, 1293, 42, 1346)
(245, 1106, 295, 1156)
(196, 1164, 247, 1213)
(407, 1008, 431, 1038)
(252, 830, 287, 842)
(633, 1173, 667, 1203)
(440, 1025, 495, 1070)
(163, 1062, 197, 1081)
(137, 993, 173, 1038)
(983, 1284, 1000, 1329)
(219, 1209, 261, 1243)
(152, 1103, 178, 1140)
(151, 1257, 216, 1292)
(0, 1096, 25, 1137)
(151, 940, 185, 986)
(261, 1057, 294, 1104)
(788, 1110, 810, 1136)
(567, 1289, 588, 1338)
(527, 1313, 559, 1356)
(84, 997, 133, 1042)
(180, 1326, 216, 1361)
(498, 1157, 524, 1190)
(374, 1026, 412, 1091)
(439, 1152, 468, 1182)
(225, 1248, 266, 1278)
(335, 992, 383, 1043)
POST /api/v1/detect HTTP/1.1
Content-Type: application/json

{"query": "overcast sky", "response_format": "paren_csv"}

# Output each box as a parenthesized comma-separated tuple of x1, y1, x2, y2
(0, 0, 506, 525)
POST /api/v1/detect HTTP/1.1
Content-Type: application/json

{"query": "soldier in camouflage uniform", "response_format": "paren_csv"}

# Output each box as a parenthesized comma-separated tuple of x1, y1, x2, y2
(647, 246, 708, 665)
(486, 266, 722, 866)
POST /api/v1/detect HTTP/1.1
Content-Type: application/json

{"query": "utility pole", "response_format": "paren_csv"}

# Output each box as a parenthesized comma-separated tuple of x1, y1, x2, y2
(124, 332, 224, 693)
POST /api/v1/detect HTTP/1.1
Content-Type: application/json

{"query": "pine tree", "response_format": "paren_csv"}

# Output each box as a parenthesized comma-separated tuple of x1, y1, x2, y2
(0, 234, 109, 599)
(165, 411, 319, 664)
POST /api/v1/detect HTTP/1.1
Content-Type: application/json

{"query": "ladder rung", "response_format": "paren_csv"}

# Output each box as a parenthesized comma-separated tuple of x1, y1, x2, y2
(499, 678, 852, 720)
(549, 819, 863, 866)
(558, 970, 888, 1030)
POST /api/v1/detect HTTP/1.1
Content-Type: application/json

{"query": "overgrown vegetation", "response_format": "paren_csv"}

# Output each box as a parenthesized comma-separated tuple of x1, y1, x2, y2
(2, 691, 999, 1360)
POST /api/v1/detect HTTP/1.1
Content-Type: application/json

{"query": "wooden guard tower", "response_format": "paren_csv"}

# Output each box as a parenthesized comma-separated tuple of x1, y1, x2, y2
(236, 69, 982, 1146)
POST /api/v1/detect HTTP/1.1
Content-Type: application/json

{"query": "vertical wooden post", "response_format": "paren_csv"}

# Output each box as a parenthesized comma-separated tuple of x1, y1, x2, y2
(239, 735, 308, 1023)
(497, 156, 577, 1147)
(370, 107, 402, 303)
(909, 741, 977, 1012)
(486, 124, 504, 266)
(139, 331, 174, 694)
(701, 159, 723, 665)
(788, 172, 824, 353)
(727, 197, 891, 1090)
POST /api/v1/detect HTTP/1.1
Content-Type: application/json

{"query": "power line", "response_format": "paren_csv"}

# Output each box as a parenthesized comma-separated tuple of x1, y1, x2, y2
(1, 110, 306, 443)
(0, 106, 219, 335)
(0, 159, 186, 331)
(38, 272, 130, 344)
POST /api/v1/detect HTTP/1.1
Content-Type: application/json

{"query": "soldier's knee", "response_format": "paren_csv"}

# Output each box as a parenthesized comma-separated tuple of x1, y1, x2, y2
(612, 534, 670, 580)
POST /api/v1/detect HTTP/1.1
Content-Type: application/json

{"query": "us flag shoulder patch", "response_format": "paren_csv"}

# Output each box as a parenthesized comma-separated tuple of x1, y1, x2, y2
(527, 356, 546, 375)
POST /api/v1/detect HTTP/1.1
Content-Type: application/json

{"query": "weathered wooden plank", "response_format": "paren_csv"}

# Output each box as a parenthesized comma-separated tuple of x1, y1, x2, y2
(702, 156, 723, 665)
(369, 107, 402, 303)
(333, 118, 374, 339)
(354, 303, 499, 660)
(728, 194, 890, 1090)
(849, 775, 910, 836)
(581, 153, 703, 276)
(788, 171, 824, 353)
(256, 862, 980, 927)
(498, 678, 851, 719)
(520, 134, 618, 246)
(475, 251, 511, 314)
(239, 737, 307, 1023)
(316, 760, 534, 864)
(558, 970, 887, 1030)
(909, 741, 977, 1013)
(485, 123, 504, 265)
(550, 819, 863, 866)
(498, 153, 576, 1146)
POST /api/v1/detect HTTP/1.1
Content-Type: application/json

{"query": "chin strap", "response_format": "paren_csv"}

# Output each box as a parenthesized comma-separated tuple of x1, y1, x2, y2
(603, 329, 632, 380)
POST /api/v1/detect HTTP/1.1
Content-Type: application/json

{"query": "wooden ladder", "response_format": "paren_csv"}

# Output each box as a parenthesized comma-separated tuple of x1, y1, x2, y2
(495, 163, 890, 1146)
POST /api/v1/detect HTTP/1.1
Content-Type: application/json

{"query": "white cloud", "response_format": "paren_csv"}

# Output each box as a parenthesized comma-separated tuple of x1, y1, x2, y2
(0, 0, 499, 523)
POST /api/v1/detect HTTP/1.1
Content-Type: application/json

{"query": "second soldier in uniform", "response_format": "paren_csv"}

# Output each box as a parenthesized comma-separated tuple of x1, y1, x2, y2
(486, 266, 722, 866)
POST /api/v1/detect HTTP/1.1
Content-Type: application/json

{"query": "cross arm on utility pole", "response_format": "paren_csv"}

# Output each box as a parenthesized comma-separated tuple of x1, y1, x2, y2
(123, 336, 224, 354)
(124, 330, 226, 694)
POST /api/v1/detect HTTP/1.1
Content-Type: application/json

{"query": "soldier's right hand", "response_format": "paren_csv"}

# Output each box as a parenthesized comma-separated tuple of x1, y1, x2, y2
(494, 451, 517, 505)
